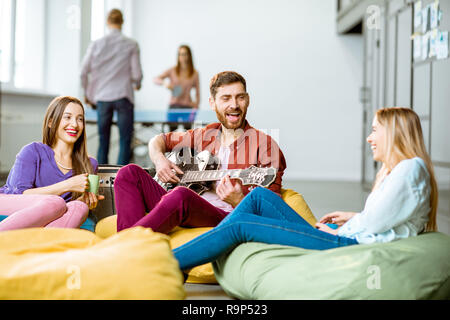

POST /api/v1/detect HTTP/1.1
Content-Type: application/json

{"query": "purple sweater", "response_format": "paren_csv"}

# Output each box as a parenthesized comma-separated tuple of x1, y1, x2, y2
(0, 142, 98, 202)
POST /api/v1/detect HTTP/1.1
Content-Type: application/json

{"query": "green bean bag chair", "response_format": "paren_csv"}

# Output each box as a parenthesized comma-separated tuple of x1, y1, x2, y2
(213, 232, 450, 299)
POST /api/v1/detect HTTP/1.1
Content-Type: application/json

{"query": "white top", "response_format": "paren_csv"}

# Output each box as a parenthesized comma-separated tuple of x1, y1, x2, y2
(200, 146, 234, 212)
(338, 157, 431, 244)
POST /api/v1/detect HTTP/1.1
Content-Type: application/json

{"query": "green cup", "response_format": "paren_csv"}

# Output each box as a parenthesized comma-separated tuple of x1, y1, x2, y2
(88, 174, 99, 195)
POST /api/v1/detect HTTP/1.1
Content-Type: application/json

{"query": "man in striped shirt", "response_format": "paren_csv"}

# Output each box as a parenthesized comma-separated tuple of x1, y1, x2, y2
(81, 8, 143, 165)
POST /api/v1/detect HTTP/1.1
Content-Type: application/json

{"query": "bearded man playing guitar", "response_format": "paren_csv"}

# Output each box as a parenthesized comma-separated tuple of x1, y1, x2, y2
(114, 71, 286, 233)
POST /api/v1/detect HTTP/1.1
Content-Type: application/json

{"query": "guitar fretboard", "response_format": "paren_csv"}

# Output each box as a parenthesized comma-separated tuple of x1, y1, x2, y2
(181, 169, 242, 183)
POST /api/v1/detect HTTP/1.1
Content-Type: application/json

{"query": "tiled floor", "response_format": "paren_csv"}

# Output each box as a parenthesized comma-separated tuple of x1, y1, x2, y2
(282, 180, 369, 221)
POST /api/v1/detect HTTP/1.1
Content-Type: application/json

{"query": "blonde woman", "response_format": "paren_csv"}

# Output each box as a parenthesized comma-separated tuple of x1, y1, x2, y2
(172, 107, 438, 270)
(321, 107, 438, 235)
(0, 96, 103, 231)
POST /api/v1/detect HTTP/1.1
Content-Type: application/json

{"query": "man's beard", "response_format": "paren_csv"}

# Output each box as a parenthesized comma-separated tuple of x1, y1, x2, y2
(214, 107, 247, 130)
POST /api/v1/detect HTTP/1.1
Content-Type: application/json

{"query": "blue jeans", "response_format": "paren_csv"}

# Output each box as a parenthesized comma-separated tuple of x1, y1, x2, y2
(173, 187, 358, 270)
(96, 98, 134, 165)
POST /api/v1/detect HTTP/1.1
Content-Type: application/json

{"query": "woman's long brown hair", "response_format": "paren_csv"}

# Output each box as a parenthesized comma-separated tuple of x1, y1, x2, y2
(42, 96, 94, 200)
(175, 44, 195, 78)
(373, 107, 438, 232)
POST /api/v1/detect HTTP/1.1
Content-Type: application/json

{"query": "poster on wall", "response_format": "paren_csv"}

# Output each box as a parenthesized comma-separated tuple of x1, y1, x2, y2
(422, 5, 429, 33)
(421, 33, 429, 60)
(429, 29, 438, 58)
(414, 1, 422, 29)
(414, 35, 422, 61)
(436, 31, 449, 60)
(429, 1, 440, 29)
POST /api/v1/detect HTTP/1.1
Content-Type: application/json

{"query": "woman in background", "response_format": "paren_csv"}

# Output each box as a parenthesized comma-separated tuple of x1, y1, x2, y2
(153, 44, 200, 131)
(0, 96, 103, 231)
(173, 107, 438, 270)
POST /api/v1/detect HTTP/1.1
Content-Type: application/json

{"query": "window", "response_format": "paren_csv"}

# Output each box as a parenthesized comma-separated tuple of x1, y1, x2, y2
(0, 0, 13, 83)
(1, 0, 132, 92)
(90, 0, 132, 41)
(91, 0, 105, 41)
(0, 0, 45, 90)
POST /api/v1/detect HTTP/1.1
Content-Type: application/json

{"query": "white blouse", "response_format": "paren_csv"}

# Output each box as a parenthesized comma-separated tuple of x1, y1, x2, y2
(338, 157, 431, 244)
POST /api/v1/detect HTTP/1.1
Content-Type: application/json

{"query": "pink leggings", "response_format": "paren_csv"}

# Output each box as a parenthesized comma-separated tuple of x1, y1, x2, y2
(0, 194, 89, 231)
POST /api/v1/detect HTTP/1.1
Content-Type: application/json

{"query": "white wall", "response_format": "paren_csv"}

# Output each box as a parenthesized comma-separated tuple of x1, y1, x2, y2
(1, 0, 363, 182)
(131, 0, 364, 181)
(0, 0, 92, 172)
(46, 0, 83, 98)
(0, 93, 54, 172)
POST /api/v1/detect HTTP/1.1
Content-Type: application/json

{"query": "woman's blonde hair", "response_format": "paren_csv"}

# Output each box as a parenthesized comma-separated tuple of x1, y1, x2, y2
(42, 96, 94, 200)
(373, 107, 438, 232)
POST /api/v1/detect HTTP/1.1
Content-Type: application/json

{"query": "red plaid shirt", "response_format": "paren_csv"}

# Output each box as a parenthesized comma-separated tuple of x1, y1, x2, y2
(161, 121, 286, 196)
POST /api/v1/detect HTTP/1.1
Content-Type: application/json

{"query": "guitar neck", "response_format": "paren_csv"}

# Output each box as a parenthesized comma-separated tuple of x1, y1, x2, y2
(181, 169, 242, 184)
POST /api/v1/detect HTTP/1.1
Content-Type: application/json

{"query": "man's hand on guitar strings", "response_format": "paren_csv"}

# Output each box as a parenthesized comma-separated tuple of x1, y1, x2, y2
(216, 175, 245, 208)
(155, 157, 184, 183)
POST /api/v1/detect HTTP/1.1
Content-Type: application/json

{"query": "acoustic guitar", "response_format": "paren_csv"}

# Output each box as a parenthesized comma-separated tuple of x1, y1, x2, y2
(154, 147, 277, 194)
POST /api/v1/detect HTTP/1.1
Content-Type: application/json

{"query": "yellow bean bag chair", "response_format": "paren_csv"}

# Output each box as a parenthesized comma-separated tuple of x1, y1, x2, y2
(95, 188, 317, 284)
(0, 227, 185, 299)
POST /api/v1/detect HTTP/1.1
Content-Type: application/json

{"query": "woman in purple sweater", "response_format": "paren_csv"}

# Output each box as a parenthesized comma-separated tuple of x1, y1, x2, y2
(0, 96, 102, 231)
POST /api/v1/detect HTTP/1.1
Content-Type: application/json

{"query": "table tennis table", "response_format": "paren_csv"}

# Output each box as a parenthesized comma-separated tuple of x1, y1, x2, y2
(84, 107, 218, 166)
(84, 107, 217, 132)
